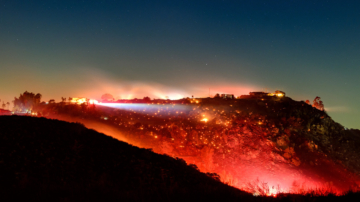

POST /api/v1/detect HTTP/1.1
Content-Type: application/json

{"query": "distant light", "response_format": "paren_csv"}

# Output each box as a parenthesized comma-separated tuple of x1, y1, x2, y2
(70, 97, 87, 104)
(201, 118, 208, 123)
(89, 99, 99, 104)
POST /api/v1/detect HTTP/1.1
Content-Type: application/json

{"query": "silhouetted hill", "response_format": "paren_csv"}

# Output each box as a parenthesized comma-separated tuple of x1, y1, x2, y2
(0, 115, 251, 201)
(2, 115, 360, 201)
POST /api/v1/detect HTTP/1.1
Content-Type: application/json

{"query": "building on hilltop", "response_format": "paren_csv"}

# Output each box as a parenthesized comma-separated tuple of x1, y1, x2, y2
(220, 94, 235, 99)
(268, 90, 286, 98)
(240, 90, 286, 99)
(70, 98, 88, 104)
(274, 90, 285, 97)
(249, 92, 269, 97)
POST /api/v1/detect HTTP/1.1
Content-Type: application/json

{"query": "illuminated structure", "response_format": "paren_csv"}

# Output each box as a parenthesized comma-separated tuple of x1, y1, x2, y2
(249, 92, 269, 97)
(70, 98, 99, 105)
(70, 98, 88, 104)
(243, 91, 286, 99)
(220, 94, 235, 99)
(274, 90, 285, 97)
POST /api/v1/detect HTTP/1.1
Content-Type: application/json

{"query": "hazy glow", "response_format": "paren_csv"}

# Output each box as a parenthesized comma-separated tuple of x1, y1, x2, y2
(70, 98, 87, 104)
(89, 99, 99, 104)
(73, 69, 189, 100)
(324, 106, 350, 113)
(200, 117, 208, 122)
(96, 103, 191, 112)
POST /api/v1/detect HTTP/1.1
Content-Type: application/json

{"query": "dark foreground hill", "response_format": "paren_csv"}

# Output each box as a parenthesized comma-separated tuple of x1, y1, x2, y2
(0, 115, 253, 201)
(2, 115, 360, 202)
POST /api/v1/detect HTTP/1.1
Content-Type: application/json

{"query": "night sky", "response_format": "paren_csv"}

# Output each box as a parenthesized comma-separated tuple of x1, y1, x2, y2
(0, 1, 359, 129)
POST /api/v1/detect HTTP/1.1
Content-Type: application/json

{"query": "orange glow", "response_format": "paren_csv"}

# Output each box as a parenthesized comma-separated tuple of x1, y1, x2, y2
(70, 97, 87, 104)
(70, 98, 98, 104)
(201, 118, 208, 122)
(89, 99, 99, 104)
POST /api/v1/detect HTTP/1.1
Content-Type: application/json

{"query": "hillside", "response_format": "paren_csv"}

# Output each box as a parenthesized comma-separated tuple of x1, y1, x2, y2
(1, 113, 360, 201)
(30, 96, 360, 194)
(0, 116, 251, 201)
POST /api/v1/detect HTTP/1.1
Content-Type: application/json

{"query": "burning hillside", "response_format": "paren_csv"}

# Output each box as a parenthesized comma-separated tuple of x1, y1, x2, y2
(32, 94, 360, 195)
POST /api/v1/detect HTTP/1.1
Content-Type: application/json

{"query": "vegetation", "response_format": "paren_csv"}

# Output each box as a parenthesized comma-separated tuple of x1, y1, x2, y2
(13, 91, 42, 111)
(101, 93, 114, 101)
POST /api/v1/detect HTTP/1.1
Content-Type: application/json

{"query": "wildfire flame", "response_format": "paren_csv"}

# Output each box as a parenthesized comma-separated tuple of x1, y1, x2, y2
(70, 98, 98, 105)
(201, 118, 208, 122)
(70, 98, 87, 104)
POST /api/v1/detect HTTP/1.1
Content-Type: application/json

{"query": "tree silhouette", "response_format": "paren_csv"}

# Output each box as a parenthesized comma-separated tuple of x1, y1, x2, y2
(34, 93, 42, 104)
(101, 93, 114, 101)
(13, 91, 42, 111)
(318, 100, 324, 111)
(143, 96, 151, 103)
(80, 102, 87, 111)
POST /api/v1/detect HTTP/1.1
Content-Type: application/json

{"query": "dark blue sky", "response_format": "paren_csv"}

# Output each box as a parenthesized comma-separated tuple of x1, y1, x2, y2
(1, 0, 359, 128)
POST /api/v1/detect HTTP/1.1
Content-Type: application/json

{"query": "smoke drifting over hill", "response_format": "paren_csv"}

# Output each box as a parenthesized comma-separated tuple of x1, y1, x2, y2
(76, 69, 258, 100)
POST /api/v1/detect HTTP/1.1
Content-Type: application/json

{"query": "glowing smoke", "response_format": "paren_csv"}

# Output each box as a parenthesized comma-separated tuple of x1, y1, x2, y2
(96, 103, 191, 113)
(77, 69, 189, 100)
(73, 68, 259, 101)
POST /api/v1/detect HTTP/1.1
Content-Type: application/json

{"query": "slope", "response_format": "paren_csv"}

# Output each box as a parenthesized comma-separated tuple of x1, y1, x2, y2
(0, 115, 250, 201)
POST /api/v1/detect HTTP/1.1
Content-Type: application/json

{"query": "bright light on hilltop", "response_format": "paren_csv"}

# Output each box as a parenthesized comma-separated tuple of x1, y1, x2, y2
(70, 98, 98, 104)
(89, 99, 99, 104)
(157, 93, 184, 100)
(70, 98, 87, 104)
(201, 118, 208, 123)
